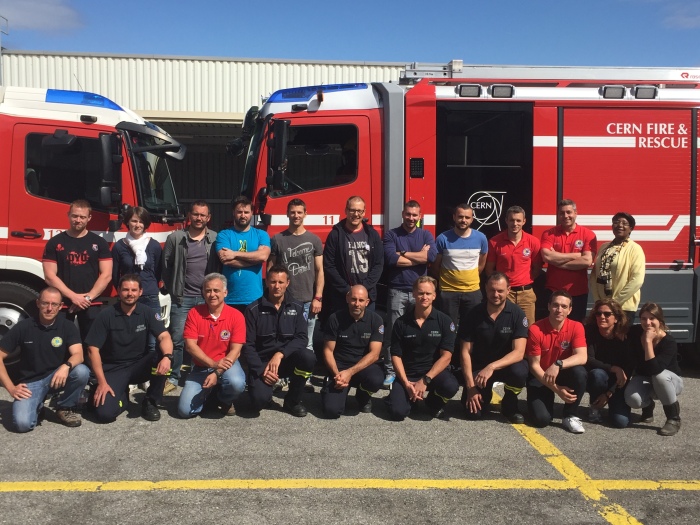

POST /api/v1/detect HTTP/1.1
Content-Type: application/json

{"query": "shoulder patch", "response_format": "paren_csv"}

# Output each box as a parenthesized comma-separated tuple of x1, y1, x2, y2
(155, 312, 165, 322)
(450, 322, 456, 332)
(378, 325, 385, 335)
(523, 317, 529, 328)
(51, 337, 63, 348)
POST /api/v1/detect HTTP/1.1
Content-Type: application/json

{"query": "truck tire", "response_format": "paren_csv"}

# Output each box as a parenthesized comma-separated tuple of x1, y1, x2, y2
(0, 282, 40, 363)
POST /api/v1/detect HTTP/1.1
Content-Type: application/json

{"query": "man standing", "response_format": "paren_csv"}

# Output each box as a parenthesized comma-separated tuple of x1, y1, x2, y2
(526, 290, 588, 433)
(485, 206, 541, 326)
(178, 273, 246, 418)
(242, 265, 314, 417)
(322, 196, 383, 322)
(216, 196, 271, 313)
(321, 285, 384, 418)
(459, 273, 529, 423)
(268, 198, 324, 356)
(540, 199, 597, 321)
(0, 287, 90, 432)
(162, 200, 219, 394)
(382, 200, 437, 387)
(42, 199, 112, 340)
(431, 204, 488, 328)
(388, 276, 459, 421)
(85, 274, 174, 423)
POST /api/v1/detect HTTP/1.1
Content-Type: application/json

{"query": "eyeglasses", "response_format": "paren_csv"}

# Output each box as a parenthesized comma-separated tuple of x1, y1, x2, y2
(347, 209, 365, 215)
(595, 311, 613, 319)
(39, 301, 62, 309)
(612, 220, 630, 227)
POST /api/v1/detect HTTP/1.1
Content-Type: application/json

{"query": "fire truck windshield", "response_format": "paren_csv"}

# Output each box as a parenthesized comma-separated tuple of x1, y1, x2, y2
(128, 131, 181, 216)
(240, 118, 265, 199)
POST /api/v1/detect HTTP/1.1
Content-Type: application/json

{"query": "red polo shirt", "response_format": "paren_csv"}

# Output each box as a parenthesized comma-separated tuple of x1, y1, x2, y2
(540, 224, 597, 295)
(183, 304, 245, 367)
(526, 317, 586, 370)
(487, 231, 541, 287)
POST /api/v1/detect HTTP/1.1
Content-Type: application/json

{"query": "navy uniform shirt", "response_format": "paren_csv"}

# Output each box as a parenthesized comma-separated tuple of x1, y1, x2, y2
(85, 302, 167, 364)
(458, 301, 529, 370)
(324, 309, 384, 366)
(242, 294, 308, 374)
(391, 306, 456, 379)
(0, 317, 81, 383)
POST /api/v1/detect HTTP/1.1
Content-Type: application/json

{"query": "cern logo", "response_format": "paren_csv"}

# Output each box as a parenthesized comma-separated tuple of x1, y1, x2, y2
(467, 191, 505, 231)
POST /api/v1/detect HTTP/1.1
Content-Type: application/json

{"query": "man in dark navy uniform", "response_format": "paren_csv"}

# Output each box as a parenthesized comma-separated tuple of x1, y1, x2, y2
(86, 274, 174, 422)
(459, 272, 529, 423)
(321, 285, 384, 418)
(387, 276, 459, 421)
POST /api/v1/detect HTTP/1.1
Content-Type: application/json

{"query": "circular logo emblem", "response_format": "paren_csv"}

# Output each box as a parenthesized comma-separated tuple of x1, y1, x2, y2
(574, 240, 584, 249)
(378, 325, 385, 335)
(522, 317, 529, 328)
(523, 248, 531, 257)
(220, 330, 231, 341)
(561, 340, 570, 350)
(450, 322, 456, 332)
(51, 337, 63, 348)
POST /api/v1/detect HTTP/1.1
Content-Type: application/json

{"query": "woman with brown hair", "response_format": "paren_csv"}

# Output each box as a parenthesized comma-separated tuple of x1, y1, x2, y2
(625, 302, 683, 436)
(584, 299, 634, 427)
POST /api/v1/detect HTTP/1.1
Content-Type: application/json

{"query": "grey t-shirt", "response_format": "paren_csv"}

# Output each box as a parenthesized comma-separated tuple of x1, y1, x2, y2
(271, 230, 323, 302)
(183, 236, 208, 297)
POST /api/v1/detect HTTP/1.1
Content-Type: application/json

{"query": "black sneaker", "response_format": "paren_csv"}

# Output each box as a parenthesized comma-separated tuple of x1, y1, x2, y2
(283, 401, 307, 417)
(141, 399, 161, 421)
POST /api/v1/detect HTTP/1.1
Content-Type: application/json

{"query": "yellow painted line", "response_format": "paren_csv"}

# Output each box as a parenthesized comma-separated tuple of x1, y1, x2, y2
(592, 480, 700, 491)
(0, 478, 573, 493)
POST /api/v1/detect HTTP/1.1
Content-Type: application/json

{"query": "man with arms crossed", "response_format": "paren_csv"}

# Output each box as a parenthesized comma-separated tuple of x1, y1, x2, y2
(388, 276, 459, 421)
(0, 287, 90, 431)
(321, 285, 384, 418)
(459, 273, 529, 423)
(526, 290, 588, 433)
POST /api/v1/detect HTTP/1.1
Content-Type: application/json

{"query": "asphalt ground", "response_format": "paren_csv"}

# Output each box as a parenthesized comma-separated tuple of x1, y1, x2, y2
(1, 366, 700, 525)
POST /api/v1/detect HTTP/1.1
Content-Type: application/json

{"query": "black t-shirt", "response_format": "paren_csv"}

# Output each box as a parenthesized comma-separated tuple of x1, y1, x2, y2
(391, 306, 456, 379)
(458, 301, 529, 370)
(42, 231, 111, 302)
(85, 302, 166, 364)
(0, 317, 81, 383)
(323, 309, 384, 366)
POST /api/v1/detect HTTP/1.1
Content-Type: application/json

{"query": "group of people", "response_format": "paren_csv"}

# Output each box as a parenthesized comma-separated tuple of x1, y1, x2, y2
(0, 196, 682, 438)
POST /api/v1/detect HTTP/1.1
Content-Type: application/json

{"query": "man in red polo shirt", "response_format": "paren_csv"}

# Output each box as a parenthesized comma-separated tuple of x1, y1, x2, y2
(178, 273, 246, 418)
(540, 199, 596, 321)
(485, 205, 542, 325)
(526, 290, 588, 433)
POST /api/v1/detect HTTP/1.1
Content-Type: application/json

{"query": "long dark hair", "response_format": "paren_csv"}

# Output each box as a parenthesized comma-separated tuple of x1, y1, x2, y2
(585, 299, 628, 338)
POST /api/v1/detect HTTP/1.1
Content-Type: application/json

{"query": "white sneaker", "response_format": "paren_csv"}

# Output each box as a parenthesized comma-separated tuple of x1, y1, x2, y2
(588, 408, 602, 423)
(563, 416, 585, 434)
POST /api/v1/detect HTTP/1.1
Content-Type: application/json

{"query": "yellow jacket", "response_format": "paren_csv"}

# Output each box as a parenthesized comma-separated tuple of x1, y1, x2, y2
(590, 239, 646, 312)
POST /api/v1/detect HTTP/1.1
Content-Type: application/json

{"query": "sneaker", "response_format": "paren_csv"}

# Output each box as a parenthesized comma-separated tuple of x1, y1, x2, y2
(382, 374, 395, 389)
(283, 401, 307, 417)
(163, 382, 177, 395)
(563, 416, 585, 434)
(588, 408, 603, 423)
(304, 378, 314, 393)
(56, 407, 82, 428)
(141, 399, 161, 421)
(220, 403, 236, 416)
(273, 378, 289, 392)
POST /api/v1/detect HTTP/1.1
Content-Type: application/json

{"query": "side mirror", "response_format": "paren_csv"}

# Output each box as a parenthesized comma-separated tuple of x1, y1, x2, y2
(271, 119, 289, 170)
(242, 106, 260, 138)
(226, 138, 246, 157)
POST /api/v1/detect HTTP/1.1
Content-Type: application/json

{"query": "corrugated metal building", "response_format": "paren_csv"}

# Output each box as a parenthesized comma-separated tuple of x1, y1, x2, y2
(1, 51, 405, 228)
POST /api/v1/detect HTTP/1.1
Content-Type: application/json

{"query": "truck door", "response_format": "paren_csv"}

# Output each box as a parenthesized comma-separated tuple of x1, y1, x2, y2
(434, 102, 534, 237)
(8, 124, 116, 264)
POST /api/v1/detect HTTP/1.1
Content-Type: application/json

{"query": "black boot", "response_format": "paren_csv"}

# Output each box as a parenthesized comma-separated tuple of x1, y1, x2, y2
(659, 401, 681, 436)
(640, 400, 655, 423)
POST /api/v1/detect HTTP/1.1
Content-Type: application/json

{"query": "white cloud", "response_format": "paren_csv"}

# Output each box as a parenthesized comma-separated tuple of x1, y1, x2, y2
(0, 0, 82, 32)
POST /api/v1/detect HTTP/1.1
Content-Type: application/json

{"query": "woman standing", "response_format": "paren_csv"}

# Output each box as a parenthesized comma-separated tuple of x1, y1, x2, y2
(584, 299, 634, 428)
(625, 302, 683, 436)
(590, 212, 645, 324)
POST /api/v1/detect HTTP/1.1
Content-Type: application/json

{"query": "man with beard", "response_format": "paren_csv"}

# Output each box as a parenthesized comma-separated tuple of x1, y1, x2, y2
(85, 274, 174, 422)
(216, 196, 271, 313)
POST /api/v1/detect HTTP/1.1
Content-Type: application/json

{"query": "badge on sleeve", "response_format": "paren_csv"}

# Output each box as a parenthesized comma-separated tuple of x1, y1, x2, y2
(378, 325, 385, 335)
(450, 322, 456, 332)
(523, 318, 529, 328)
(155, 312, 165, 322)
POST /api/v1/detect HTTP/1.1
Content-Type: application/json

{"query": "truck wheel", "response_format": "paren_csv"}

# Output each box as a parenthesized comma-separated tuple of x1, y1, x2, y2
(0, 282, 39, 352)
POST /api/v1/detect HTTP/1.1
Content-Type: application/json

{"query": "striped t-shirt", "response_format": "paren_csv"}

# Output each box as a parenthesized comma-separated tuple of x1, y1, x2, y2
(436, 229, 488, 292)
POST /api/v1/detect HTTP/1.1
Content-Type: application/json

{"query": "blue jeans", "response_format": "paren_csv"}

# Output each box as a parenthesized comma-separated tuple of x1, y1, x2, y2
(139, 294, 161, 353)
(177, 361, 246, 418)
(12, 364, 90, 433)
(587, 368, 631, 428)
(169, 295, 205, 384)
(302, 301, 317, 352)
(384, 288, 415, 375)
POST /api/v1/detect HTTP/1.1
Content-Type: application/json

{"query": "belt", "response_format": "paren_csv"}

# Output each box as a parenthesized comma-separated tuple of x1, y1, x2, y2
(510, 284, 533, 292)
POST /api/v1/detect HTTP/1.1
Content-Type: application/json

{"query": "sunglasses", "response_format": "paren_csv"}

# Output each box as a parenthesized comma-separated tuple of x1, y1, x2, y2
(595, 311, 613, 319)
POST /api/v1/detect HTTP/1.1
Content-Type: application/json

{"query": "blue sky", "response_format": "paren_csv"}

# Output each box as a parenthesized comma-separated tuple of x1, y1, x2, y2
(0, 0, 699, 67)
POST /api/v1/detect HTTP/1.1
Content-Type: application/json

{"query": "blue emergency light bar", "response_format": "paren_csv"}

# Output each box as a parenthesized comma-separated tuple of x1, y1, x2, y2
(45, 89, 123, 111)
(267, 83, 368, 103)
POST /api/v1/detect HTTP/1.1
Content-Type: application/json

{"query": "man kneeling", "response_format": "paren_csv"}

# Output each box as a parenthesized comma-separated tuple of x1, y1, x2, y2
(178, 273, 246, 418)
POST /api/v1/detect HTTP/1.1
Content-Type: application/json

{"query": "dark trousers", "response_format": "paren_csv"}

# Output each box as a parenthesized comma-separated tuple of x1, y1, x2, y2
(587, 368, 631, 428)
(247, 347, 316, 412)
(321, 362, 384, 418)
(461, 360, 529, 419)
(388, 369, 459, 421)
(439, 290, 482, 329)
(526, 365, 587, 427)
(95, 352, 167, 422)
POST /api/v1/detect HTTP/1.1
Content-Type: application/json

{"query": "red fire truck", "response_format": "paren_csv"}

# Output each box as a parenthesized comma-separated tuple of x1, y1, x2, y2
(0, 86, 185, 336)
(234, 60, 700, 346)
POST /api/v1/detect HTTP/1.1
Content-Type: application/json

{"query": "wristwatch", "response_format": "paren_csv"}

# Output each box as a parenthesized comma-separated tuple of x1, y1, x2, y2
(422, 375, 432, 385)
(64, 361, 73, 372)
(555, 359, 564, 369)
(400, 251, 407, 257)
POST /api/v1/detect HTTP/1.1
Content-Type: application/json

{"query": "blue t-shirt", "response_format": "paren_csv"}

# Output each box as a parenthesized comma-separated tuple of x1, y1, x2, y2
(214, 227, 271, 305)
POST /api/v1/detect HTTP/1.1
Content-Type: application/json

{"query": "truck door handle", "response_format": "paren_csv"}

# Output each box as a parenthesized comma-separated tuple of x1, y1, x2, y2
(11, 230, 43, 239)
